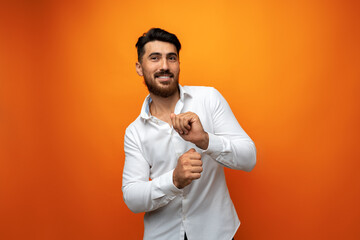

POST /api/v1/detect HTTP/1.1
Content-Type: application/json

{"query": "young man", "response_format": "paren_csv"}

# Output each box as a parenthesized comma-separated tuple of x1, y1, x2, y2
(122, 28, 256, 240)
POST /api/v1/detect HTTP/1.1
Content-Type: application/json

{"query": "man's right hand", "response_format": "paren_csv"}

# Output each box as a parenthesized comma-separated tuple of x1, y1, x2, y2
(173, 148, 203, 189)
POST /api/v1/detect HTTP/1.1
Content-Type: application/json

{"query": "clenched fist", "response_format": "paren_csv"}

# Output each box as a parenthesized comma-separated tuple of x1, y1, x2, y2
(173, 148, 203, 189)
(170, 112, 209, 149)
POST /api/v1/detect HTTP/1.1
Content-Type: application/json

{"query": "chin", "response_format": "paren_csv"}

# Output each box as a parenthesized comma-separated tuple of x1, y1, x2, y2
(154, 84, 178, 97)
(144, 76, 179, 98)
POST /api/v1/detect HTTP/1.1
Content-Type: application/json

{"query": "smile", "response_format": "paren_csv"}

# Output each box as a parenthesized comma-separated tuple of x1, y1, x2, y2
(156, 76, 171, 79)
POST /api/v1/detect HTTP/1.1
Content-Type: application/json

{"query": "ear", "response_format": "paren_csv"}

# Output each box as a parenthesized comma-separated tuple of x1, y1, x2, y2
(135, 62, 143, 76)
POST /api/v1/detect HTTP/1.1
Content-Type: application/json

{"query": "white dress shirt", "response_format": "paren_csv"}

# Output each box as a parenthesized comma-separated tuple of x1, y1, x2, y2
(122, 85, 256, 240)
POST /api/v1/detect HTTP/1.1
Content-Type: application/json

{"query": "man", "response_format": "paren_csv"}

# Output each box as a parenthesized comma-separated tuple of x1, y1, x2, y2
(122, 28, 256, 240)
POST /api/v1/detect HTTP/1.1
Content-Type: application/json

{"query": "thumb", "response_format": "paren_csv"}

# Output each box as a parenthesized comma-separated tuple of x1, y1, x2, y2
(187, 148, 196, 153)
(170, 113, 176, 119)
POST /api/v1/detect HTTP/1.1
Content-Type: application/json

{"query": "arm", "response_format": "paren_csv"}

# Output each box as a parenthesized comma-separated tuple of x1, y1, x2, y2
(122, 128, 183, 213)
(205, 87, 256, 171)
(171, 88, 256, 171)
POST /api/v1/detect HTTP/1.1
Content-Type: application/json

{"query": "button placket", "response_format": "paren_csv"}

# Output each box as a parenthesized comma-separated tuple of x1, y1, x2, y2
(182, 201, 186, 221)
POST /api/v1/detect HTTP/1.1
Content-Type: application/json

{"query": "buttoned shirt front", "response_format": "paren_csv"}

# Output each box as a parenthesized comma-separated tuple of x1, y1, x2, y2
(122, 85, 256, 240)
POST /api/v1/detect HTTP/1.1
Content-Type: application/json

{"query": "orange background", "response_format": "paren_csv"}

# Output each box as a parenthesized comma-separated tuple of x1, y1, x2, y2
(1, 0, 359, 239)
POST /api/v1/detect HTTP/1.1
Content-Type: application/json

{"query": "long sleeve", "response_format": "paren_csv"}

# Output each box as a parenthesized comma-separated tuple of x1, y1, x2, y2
(122, 85, 254, 239)
(203, 88, 256, 171)
(122, 127, 183, 213)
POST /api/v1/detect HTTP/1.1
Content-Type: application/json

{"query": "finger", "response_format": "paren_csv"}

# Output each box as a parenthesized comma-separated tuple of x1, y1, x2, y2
(190, 159, 202, 166)
(184, 150, 201, 159)
(187, 148, 196, 153)
(170, 113, 176, 127)
(171, 114, 179, 132)
(184, 120, 191, 131)
(191, 166, 203, 173)
(190, 172, 201, 179)
(189, 152, 202, 160)
(180, 116, 190, 134)
(172, 114, 180, 133)
(179, 113, 191, 131)
(173, 115, 181, 134)
(179, 116, 186, 134)
(184, 113, 194, 130)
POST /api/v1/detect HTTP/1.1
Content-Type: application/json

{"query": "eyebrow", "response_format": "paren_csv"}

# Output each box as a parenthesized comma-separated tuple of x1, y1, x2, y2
(167, 52, 178, 57)
(148, 52, 178, 57)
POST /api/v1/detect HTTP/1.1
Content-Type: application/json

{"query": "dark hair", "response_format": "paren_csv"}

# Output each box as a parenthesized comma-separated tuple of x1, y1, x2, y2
(135, 28, 181, 62)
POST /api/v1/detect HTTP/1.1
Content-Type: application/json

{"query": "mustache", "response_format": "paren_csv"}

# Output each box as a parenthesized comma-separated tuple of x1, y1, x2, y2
(154, 70, 174, 78)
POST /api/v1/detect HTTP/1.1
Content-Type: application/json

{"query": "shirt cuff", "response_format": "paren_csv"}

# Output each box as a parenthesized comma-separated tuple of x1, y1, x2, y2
(151, 169, 183, 200)
(202, 132, 223, 160)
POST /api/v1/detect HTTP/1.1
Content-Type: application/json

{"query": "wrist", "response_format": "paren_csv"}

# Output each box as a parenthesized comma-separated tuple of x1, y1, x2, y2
(172, 171, 182, 189)
(195, 132, 209, 150)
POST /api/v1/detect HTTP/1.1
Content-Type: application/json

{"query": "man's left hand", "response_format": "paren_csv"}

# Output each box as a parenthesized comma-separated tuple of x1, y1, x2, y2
(170, 112, 209, 150)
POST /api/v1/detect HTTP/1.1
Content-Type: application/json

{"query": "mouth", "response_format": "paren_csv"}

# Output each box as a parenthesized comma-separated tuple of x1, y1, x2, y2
(154, 73, 173, 82)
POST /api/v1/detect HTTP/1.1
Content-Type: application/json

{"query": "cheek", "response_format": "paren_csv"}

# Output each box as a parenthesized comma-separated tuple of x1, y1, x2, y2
(171, 65, 180, 73)
(144, 65, 158, 74)
(142, 67, 153, 76)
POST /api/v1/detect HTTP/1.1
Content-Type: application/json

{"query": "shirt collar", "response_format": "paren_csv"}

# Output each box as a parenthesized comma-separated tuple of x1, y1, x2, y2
(140, 84, 192, 120)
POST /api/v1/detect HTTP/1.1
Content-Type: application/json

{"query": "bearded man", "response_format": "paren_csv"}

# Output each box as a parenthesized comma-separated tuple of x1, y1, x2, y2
(122, 28, 256, 240)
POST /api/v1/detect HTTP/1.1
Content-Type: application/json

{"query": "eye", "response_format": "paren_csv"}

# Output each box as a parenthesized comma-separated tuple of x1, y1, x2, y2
(150, 56, 159, 61)
(168, 56, 177, 61)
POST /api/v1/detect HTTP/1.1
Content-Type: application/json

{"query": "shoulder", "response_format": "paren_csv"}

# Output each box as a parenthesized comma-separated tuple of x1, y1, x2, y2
(125, 116, 144, 139)
(183, 85, 221, 97)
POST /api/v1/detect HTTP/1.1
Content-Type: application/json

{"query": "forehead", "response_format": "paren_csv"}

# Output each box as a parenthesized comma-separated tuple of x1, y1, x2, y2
(143, 40, 177, 55)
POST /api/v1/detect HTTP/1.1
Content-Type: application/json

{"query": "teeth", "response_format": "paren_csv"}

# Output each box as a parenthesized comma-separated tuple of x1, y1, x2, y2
(157, 76, 170, 79)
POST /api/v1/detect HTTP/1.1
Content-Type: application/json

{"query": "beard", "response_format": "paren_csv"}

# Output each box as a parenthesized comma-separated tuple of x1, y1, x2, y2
(143, 70, 179, 98)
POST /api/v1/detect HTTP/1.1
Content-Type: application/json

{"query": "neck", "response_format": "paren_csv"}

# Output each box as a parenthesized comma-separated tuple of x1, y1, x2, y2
(149, 90, 180, 124)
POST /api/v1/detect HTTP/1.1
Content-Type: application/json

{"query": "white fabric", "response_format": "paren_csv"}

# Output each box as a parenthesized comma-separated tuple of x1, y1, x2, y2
(122, 85, 256, 240)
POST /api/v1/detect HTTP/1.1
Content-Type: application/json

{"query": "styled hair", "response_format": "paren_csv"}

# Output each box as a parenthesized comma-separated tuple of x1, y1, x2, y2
(135, 28, 181, 62)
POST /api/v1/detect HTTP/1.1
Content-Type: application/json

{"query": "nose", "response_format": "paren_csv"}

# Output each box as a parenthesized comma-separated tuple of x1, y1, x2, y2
(160, 58, 169, 70)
